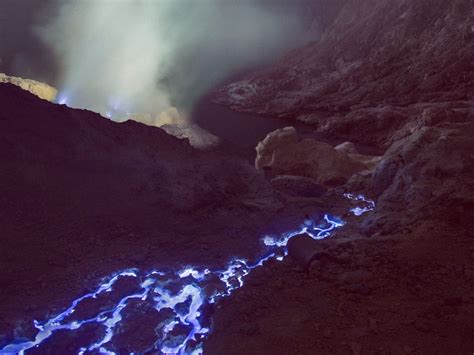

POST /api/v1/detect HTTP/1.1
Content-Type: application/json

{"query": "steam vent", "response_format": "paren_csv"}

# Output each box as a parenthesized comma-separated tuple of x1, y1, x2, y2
(0, 1, 473, 354)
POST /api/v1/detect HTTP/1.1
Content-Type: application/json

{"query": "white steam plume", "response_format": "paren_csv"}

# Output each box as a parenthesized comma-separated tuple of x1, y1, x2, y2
(37, 0, 308, 126)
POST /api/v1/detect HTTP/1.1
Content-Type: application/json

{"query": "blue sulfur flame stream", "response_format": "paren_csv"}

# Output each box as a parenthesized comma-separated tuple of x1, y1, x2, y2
(1, 194, 375, 354)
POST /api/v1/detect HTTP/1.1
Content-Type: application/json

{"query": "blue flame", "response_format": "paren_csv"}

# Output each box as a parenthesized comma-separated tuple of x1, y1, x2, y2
(1, 194, 375, 354)
(54, 93, 130, 121)
(56, 93, 69, 106)
(262, 214, 344, 248)
(344, 193, 376, 216)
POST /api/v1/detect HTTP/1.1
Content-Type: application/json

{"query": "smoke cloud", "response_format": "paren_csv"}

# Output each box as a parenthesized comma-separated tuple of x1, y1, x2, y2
(37, 0, 309, 125)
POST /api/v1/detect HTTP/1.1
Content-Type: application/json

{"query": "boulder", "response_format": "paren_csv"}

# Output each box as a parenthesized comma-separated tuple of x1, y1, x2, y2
(255, 127, 299, 169)
(0, 73, 57, 102)
(255, 127, 366, 186)
(287, 233, 320, 269)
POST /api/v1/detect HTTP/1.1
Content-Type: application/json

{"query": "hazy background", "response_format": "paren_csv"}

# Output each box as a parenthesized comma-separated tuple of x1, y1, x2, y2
(0, 0, 57, 82)
(0, 0, 321, 124)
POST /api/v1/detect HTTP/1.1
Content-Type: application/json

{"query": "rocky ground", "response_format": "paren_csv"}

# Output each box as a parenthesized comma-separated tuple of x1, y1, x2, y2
(205, 220, 474, 354)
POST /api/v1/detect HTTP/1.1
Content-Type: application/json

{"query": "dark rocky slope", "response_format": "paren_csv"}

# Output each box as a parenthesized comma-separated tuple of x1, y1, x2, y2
(214, 0, 473, 148)
(0, 83, 289, 341)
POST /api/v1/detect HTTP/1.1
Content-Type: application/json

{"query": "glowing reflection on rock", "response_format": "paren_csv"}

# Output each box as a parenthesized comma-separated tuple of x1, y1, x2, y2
(1, 194, 374, 354)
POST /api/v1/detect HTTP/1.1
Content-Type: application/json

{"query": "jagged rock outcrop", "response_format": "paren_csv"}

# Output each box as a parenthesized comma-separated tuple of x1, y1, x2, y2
(287, 233, 322, 268)
(161, 123, 220, 150)
(368, 121, 474, 233)
(255, 127, 367, 186)
(0, 73, 57, 102)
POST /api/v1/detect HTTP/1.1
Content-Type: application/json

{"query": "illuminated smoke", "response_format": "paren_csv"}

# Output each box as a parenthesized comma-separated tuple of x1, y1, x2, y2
(36, 0, 308, 125)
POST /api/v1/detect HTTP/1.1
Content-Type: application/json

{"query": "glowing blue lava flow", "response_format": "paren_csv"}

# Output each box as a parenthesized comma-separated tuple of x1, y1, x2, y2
(1, 194, 375, 355)
(344, 193, 376, 216)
